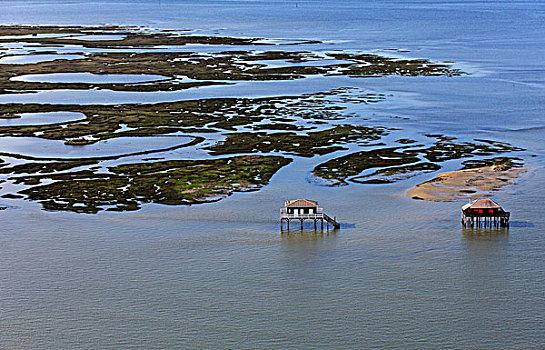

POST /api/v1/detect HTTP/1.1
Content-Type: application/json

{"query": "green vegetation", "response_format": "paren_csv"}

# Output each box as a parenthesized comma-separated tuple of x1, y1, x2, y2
(0, 26, 460, 95)
(0, 89, 386, 144)
(313, 138, 526, 186)
(351, 162, 441, 184)
(313, 147, 421, 185)
(18, 155, 291, 213)
(328, 53, 460, 77)
(419, 138, 524, 162)
(207, 125, 390, 157)
(461, 157, 523, 170)
(0, 159, 98, 174)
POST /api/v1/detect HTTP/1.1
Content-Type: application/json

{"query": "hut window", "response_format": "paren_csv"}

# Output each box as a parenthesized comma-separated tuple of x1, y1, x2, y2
(479, 209, 483, 214)
(489, 209, 494, 213)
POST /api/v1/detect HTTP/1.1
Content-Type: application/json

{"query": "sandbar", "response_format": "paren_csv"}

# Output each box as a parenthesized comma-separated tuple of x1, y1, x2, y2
(407, 164, 526, 201)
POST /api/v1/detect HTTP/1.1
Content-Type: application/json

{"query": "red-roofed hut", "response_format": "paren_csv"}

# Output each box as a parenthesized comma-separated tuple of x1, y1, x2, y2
(461, 199, 510, 228)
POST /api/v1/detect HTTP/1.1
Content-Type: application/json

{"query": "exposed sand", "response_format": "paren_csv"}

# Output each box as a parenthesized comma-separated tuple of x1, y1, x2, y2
(407, 165, 526, 202)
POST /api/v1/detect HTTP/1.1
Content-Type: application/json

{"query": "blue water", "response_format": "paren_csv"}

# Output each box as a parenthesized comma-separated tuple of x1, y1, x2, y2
(0, 1, 544, 348)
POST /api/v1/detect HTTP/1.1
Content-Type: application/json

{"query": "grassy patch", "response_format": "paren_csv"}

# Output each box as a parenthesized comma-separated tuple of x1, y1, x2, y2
(207, 125, 390, 157)
(17, 155, 291, 213)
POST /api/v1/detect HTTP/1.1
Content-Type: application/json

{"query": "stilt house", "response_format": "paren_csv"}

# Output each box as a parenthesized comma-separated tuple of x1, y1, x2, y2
(461, 198, 510, 228)
(280, 199, 340, 230)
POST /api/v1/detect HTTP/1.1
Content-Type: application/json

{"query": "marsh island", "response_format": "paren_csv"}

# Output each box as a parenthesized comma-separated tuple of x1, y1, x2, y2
(0, 25, 526, 212)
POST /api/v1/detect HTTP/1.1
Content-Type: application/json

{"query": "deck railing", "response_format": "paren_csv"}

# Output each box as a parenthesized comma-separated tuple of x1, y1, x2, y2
(280, 208, 323, 219)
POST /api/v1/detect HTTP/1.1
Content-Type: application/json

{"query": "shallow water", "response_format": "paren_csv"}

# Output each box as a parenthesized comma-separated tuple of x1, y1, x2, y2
(68, 34, 127, 41)
(0, 135, 194, 159)
(249, 58, 352, 68)
(0, 111, 85, 126)
(11, 72, 170, 84)
(0, 76, 356, 104)
(0, 33, 73, 40)
(0, 54, 86, 65)
(0, 0, 544, 349)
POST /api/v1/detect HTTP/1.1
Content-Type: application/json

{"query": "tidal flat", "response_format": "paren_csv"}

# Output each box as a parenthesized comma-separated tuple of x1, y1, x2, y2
(0, 25, 526, 213)
(0, 25, 460, 94)
(2, 2, 545, 348)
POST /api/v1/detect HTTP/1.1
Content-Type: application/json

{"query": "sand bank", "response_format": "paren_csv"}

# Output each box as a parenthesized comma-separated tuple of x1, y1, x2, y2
(407, 165, 526, 202)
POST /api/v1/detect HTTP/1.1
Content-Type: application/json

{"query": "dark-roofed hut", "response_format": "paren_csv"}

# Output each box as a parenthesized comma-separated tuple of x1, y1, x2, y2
(461, 199, 510, 228)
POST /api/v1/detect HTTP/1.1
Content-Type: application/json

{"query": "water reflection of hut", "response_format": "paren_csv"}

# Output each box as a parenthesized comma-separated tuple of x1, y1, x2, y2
(461, 199, 510, 228)
(280, 199, 340, 230)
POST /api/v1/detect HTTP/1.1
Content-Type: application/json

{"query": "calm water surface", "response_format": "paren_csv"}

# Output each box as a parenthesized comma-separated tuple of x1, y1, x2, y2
(0, 0, 544, 348)
(11, 72, 170, 84)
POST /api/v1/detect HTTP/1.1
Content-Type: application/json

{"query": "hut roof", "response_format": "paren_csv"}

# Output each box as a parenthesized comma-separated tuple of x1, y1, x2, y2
(285, 199, 318, 208)
(462, 199, 502, 211)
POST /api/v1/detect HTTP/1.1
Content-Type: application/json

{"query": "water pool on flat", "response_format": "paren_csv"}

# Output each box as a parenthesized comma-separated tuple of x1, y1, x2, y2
(0, 75, 363, 105)
(0, 54, 86, 65)
(0, 111, 85, 126)
(0, 135, 195, 159)
(10, 72, 171, 84)
(248, 58, 352, 69)
(0, 33, 74, 40)
(68, 34, 126, 41)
